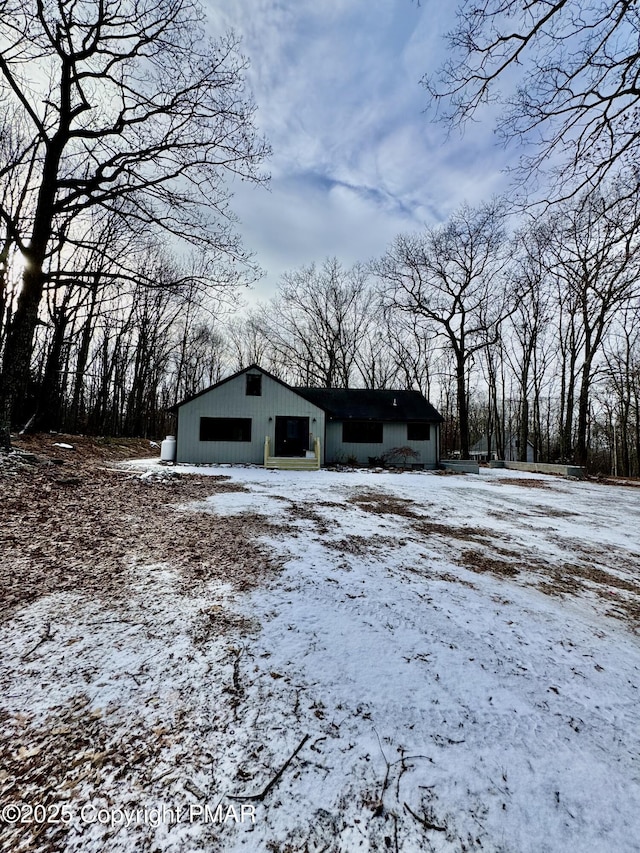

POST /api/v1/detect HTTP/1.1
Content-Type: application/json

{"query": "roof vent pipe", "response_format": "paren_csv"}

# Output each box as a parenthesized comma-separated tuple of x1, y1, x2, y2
(393, 398, 398, 406)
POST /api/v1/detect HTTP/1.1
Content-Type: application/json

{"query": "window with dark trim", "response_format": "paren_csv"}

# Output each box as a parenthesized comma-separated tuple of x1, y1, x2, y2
(200, 417, 252, 442)
(246, 374, 262, 396)
(342, 421, 383, 443)
(407, 422, 430, 441)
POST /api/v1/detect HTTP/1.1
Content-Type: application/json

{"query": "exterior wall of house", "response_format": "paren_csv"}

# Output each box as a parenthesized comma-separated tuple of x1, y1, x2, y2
(325, 421, 439, 468)
(176, 371, 325, 464)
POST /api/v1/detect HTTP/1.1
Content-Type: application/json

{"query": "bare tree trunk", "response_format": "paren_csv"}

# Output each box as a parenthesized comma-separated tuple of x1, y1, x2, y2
(0, 265, 47, 446)
(69, 287, 99, 431)
(36, 307, 69, 432)
(519, 396, 529, 462)
(0, 108, 66, 444)
(456, 351, 470, 459)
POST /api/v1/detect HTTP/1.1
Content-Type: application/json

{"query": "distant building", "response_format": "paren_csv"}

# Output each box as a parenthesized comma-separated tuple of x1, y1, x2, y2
(170, 364, 444, 469)
(470, 433, 534, 462)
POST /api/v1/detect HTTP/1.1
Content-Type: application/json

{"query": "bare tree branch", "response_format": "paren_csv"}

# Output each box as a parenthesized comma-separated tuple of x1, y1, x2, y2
(425, 1, 640, 196)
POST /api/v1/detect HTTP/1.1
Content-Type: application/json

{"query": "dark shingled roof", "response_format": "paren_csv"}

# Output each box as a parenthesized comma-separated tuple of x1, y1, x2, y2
(169, 364, 443, 423)
(295, 388, 443, 423)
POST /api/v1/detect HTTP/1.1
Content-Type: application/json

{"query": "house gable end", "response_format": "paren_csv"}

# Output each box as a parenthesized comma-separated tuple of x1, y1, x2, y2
(170, 363, 309, 412)
(174, 366, 325, 465)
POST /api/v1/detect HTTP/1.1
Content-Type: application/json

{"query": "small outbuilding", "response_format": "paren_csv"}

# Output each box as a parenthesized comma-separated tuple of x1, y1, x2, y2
(170, 364, 443, 469)
(470, 433, 534, 463)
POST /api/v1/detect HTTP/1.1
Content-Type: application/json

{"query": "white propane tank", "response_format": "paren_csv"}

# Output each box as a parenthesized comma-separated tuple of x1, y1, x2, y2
(160, 435, 176, 463)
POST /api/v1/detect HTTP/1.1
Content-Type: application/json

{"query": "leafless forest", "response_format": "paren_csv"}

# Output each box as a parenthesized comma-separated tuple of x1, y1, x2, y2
(2, 1, 640, 475)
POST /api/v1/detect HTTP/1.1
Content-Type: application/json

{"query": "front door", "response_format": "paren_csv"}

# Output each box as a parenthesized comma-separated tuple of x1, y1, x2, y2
(274, 416, 309, 457)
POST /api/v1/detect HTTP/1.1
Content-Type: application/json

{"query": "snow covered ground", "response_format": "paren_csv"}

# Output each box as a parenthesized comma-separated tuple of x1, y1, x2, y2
(1, 464, 639, 852)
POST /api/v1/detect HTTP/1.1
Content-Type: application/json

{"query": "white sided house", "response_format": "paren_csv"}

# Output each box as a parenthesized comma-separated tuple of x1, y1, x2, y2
(171, 365, 443, 469)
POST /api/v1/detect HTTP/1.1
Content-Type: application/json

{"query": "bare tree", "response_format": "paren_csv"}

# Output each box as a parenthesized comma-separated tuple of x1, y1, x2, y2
(0, 110, 35, 357)
(170, 276, 230, 402)
(0, 0, 268, 446)
(479, 329, 506, 461)
(425, 1, 640, 195)
(546, 182, 640, 466)
(380, 308, 437, 398)
(505, 222, 554, 461)
(603, 304, 640, 476)
(375, 202, 511, 458)
(226, 311, 275, 373)
(350, 299, 403, 390)
(262, 258, 374, 388)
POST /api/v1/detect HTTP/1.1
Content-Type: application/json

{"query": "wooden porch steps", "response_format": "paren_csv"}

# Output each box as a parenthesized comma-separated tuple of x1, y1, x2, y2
(264, 456, 320, 470)
(264, 435, 321, 470)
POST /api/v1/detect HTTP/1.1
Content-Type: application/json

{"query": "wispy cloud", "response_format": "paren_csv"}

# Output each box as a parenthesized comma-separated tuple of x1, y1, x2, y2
(206, 0, 516, 294)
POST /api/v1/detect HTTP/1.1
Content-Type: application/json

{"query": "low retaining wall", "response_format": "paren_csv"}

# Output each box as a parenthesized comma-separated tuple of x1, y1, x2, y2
(441, 460, 480, 474)
(490, 460, 585, 478)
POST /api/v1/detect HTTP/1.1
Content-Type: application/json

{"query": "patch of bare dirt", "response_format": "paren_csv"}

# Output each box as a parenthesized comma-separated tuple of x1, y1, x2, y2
(0, 696, 174, 853)
(571, 564, 638, 594)
(458, 550, 521, 578)
(324, 535, 403, 557)
(413, 520, 491, 542)
(494, 478, 554, 489)
(534, 565, 587, 597)
(439, 570, 477, 589)
(455, 541, 640, 627)
(8, 432, 158, 464)
(401, 561, 478, 589)
(527, 506, 579, 518)
(551, 536, 640, 573)
(347, 490, 420, 518)
(284, 503, 334, 534)
(536, 562, 640, 624)
(0, 435, 283, 623)
(589, 475, 640, 489)
(602, 596, 640, 624)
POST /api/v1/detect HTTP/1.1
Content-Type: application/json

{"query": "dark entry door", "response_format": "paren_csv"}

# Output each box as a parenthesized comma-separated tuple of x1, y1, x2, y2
(274, 416, 309, 456)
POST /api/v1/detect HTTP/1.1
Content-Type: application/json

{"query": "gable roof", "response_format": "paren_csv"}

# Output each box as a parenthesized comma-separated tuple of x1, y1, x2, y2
(295, 387, 443, 423)
(170, 363, 443, 423)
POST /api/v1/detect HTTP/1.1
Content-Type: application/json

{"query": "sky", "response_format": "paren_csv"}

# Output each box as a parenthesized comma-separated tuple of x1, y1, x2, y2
(206, 0, 517, 299)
